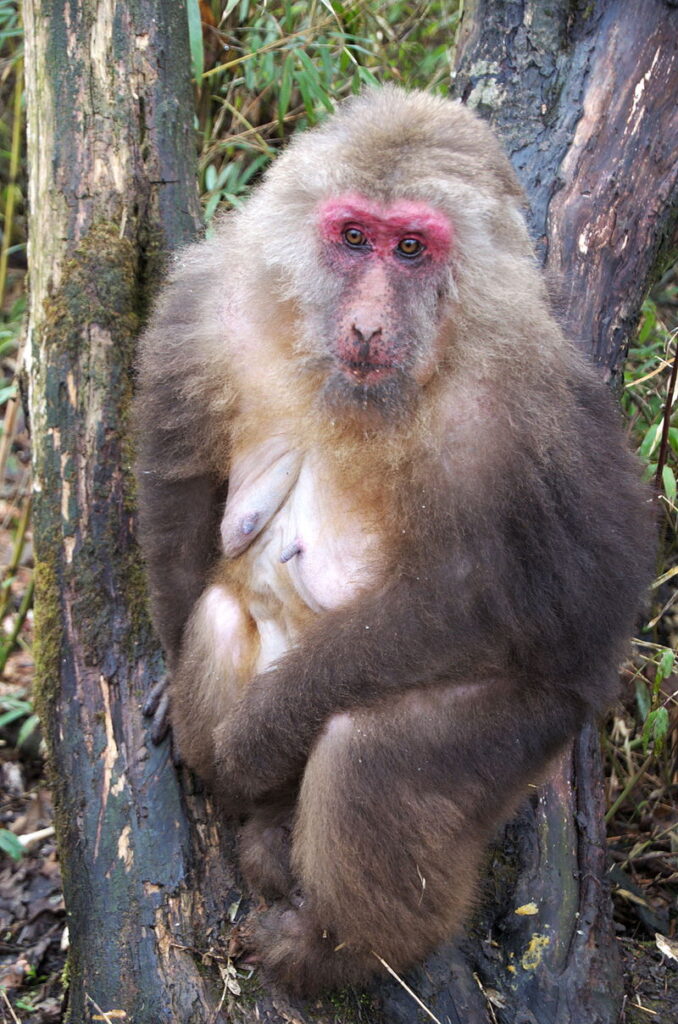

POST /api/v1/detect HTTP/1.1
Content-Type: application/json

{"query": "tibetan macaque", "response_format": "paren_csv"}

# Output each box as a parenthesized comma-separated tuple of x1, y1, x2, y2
(135, 87, 653, 995)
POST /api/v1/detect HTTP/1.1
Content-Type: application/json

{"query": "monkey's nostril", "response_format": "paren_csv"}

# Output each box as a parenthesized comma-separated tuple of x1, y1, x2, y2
(350, 325, 383, 362)
(351, 324, 382, 341)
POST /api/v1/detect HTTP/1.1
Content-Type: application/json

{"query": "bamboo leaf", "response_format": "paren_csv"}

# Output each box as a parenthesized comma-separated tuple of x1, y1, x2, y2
(186, 0, 204, 82)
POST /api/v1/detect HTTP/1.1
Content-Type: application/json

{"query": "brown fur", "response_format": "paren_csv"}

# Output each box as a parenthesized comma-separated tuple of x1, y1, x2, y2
(134, 87, 653, 995)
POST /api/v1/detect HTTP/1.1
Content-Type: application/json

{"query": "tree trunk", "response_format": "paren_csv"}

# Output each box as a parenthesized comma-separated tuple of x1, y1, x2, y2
(455, 0, 678, 378)
(23, 1, 677, 1023)
(24, 2, 236, 1021)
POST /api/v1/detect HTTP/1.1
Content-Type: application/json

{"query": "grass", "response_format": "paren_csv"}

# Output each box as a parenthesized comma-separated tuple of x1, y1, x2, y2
(191, 1, 460, 219)
(607, 270, 678, 945)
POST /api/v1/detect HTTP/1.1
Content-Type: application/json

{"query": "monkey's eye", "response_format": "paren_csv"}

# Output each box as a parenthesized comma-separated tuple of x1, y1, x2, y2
(343, 227, 368, 249)
(396, 238, 424, 259)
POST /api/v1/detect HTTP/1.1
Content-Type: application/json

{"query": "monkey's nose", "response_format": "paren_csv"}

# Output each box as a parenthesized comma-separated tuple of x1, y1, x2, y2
(350, 325, 383, 360)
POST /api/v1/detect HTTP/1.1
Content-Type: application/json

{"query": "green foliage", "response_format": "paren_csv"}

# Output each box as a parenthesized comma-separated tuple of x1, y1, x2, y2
(608, 271, 677, 835)
(0, 690, 39, 749)
(623, 289, 678, 508)
(190, 1, 460, 219)
(0, 690, 33, 729)
(0, 828, 23, 860)
(633, 644, 674, 757)
(0, 1, 24, 306)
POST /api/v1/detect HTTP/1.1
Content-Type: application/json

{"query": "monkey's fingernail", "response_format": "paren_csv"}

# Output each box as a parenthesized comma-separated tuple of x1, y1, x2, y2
(150, 691, 171, 744)
(280, 539, 303, 563)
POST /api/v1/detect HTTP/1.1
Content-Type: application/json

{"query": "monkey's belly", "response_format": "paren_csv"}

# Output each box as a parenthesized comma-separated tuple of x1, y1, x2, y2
(217, 446, 380, 675)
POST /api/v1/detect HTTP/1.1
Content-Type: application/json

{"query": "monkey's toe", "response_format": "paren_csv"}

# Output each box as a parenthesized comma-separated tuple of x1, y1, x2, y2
(246, 904, 375, 997)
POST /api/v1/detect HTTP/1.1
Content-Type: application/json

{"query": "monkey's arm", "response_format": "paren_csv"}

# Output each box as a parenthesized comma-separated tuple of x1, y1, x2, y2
(215, 399, 652, 802)
(134, 245, 233, 681)
(214, 566, 499, 798)
(137, 473, 223, 665)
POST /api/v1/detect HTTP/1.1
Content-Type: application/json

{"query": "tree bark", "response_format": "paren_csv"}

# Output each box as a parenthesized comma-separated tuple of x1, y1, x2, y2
(23, 1, 677, 1023)
(455, 0, 678, 379)
(24, 2, 236, 1021)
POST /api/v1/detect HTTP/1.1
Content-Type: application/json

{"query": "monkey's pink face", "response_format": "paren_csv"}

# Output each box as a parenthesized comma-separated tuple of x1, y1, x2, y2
(316, 194, 453, 414)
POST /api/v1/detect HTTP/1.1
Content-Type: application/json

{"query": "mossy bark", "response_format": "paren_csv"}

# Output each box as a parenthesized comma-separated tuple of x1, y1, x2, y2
(23, 2, 235, 1021)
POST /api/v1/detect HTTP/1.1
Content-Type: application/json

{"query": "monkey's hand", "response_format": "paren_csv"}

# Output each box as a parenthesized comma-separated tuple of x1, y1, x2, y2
(213, 678, 310, 802)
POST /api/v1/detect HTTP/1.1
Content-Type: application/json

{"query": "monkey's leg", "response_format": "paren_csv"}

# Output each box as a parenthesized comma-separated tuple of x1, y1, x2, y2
(170, 582, 255, 791)
(248, 679, 581, 996)
(239, 794, 297, 900)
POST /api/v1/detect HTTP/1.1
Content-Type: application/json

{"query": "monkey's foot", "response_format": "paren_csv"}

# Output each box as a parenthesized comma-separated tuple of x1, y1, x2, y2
(142, 676, 172, 746)
(244, 904, 374, 997)
(238, 803, 295, 900)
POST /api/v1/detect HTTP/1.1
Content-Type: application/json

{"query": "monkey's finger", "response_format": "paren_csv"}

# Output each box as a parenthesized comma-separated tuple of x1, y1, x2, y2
(150, 690, 171, 745)
(143, 675, 169, 717)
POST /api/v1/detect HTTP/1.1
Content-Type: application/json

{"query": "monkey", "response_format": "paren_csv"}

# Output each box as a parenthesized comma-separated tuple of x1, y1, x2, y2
(134, 86, 653, 996)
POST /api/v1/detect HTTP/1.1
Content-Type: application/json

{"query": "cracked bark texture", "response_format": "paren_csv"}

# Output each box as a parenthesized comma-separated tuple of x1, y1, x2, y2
(24, 1, 677, 1023)
(24, 2, 235, 1022)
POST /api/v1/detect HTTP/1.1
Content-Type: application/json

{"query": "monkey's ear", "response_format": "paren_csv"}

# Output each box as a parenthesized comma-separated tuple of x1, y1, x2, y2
(491, 156, 525, 201)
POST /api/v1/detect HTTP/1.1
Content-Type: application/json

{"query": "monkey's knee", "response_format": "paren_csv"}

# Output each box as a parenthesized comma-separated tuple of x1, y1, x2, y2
(322, 711, 354, 743)
(292, 714, 483, 967)
(170, 582, 253, 781)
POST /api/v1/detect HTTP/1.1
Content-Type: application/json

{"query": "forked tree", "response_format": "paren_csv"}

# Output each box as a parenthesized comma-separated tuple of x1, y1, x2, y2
(23, 1, 677, 1021)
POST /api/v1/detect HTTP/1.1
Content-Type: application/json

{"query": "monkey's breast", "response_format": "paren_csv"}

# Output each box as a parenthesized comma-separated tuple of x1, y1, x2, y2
(220, 444, 380, 673)
(259, 456, 380, 613)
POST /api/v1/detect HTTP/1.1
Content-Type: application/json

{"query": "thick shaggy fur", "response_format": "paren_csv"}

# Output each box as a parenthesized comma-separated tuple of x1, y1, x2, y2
(135, 87, 653, 995)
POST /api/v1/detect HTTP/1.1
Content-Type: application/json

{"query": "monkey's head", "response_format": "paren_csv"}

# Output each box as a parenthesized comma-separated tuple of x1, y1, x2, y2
(236, 87, 547, 426)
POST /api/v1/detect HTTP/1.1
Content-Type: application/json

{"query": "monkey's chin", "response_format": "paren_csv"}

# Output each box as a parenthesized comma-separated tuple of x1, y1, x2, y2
(323, 364, 416, 424)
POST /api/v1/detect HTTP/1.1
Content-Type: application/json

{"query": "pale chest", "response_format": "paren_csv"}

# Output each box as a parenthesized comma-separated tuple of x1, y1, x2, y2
(219, 437, 381, 670)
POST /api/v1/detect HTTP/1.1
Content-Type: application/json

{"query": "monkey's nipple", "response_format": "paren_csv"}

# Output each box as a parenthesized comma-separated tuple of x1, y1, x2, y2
(241, 512, 259, 536)
(280, 538, 303, 564)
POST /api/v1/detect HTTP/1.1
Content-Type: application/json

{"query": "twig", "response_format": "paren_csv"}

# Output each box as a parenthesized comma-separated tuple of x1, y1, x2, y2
(0, 988, 21, 1024)
(17, 825, 54, 851)
(0, 493, 32, 626)
(0, 57, 23, 306)
(605, 752, 654, 823)
(202, 18, 335, 80)
(630, 1001, 658, 1016)
(473, 972, 499, 1024)
(372, 953, 443, 1024)
(85, 994, 118, 1024)
(0, 576, 34, 675)
(645, 587, 678, 629)
(0, 396, 18, 494)
(0, 323, 28, 497)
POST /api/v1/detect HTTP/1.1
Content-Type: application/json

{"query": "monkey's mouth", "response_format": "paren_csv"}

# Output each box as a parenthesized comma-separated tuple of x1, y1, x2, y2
(340, 359, 396, 385)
